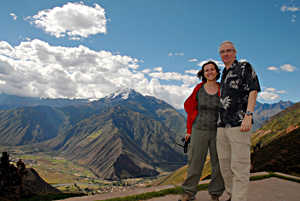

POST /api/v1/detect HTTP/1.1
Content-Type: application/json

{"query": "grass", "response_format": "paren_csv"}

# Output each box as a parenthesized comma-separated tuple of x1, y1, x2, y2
(150, 157, 212, 187)
(3, 147, 300, 200)
(99, 172, 300, 201)
(4, 172, 299, 201)
(6, 149, 103, 186)
(17, 193, 86, 201)
(270, 172, 300, 183)
(100, 186, 185, 201)
(249, 174, 271, 181)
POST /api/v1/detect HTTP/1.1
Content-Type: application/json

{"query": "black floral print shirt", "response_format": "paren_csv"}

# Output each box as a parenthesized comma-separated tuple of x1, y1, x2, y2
(218, 60, 261, 128)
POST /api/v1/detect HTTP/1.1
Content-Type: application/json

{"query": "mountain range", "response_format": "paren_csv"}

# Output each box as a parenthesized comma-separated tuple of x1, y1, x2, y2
(253, 100, 294, 131)
(0, 93, 89, 110)
(0, 90, 295, 180)
(0, 89, 186, 180)
(170, 101, 294, 131)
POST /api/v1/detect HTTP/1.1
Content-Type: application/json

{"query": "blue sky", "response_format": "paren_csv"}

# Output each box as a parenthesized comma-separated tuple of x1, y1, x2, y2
(0, 0, 299, 109)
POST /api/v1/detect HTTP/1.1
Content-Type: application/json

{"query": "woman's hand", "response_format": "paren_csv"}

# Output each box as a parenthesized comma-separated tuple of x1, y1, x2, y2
(185, 133, 191, 141)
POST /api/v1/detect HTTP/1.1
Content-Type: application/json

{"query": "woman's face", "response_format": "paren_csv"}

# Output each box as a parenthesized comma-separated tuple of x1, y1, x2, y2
(204, 64, 217, 81)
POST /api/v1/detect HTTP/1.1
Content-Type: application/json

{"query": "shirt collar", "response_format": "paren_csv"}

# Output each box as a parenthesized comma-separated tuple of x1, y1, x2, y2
(222, 60, 238, 73)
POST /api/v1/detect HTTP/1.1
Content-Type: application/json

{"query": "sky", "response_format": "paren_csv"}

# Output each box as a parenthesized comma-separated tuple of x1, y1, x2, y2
(0, 0, 299, 109)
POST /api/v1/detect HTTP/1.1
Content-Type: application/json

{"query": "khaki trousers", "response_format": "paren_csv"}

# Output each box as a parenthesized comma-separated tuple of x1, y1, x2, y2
(182, 127, 225, 196)
(217, 126, 251, 201)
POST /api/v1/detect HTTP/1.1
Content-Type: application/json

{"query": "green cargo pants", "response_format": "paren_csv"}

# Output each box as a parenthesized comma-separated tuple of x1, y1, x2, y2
(181, 127, 225, 196)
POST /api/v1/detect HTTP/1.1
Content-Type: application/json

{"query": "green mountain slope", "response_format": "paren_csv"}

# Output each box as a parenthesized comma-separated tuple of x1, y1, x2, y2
(87, 90, 186, 135)
(253, 100, 294, 131)
(150, 158, 212, 187)
(251, 102, 300, 174)
(251, 102, 300, 146)
(0, 106, 60, 145)
(251, 127, 300, 174)
(0, 89, 187, 180)
(37, 105, 186, 179)
(152, 102, 300, 186)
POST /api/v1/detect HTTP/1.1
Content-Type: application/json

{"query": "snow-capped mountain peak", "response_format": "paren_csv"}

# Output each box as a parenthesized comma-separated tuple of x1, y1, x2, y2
(106, 88, 139, 100)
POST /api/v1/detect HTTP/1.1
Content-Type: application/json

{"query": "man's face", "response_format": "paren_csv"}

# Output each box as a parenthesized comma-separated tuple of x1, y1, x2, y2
(219, 43, 236, 67)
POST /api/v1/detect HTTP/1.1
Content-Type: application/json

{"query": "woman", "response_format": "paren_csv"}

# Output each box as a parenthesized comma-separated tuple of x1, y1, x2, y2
(179, 61, 225, 201)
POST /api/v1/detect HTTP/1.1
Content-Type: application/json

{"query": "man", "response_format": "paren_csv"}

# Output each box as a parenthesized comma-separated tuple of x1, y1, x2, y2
(217, 41, 261, 201)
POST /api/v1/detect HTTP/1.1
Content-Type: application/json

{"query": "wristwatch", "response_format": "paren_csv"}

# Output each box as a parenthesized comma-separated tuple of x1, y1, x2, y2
(246, 111, 253, 116)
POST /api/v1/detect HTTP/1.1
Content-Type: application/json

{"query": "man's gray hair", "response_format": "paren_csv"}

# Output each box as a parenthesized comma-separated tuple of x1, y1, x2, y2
(219, 40, 237, 52)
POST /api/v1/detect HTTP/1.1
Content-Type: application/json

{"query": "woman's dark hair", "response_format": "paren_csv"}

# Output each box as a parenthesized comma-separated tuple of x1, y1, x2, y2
(197, 60, 220, 81)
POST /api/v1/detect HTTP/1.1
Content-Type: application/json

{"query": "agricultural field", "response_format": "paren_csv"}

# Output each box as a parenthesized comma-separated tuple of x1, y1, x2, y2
(1, 146, 155, 195)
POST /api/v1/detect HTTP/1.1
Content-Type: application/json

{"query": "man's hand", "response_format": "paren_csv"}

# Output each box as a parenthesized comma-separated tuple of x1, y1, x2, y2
(241, 90, 258, 132)
(241, 115, 252, 132)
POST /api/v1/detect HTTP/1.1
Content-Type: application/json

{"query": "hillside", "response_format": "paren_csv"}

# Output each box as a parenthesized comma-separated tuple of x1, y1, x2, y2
(150, 158, 212, 187)
(253, 100, 294, 131)
(0, 106, 60, 145)
(152, 102, 300, 186)
(0, 89, 187, 180)
(0, 167, 62, 200)
(0, 89, 296, 181)
(0, 92, 292, 134)
(0, 93, 89, 110)
(251, 127, 300, 174)
(251, 102, 300, 174)
(38, 105, 186, 180)
(87, 89, 186, 135)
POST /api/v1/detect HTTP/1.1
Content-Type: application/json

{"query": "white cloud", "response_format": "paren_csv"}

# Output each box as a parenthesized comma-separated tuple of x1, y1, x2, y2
(267, 66, 280, 73)
(149, 71, 191, 81)
(267, 64, 298, 72)
(258, 91, 280, 101)
(281, 5, 300, 12)
(168, 52, 184, 58)
(2, 39, 293, 109)
(265, 88, 276, 92)
(276, 90, 288, 93)
(26, 2, 107, 40)
(141, 68, 151, 74)
(0, 41, 15, 58)
(185, 69, 198, 75)
(189, 59, 198, 62)
(239, 59, 248, 63)
(258, 87, 287, 101)
(10, 13, 17, 20)
(0, 39, 200, 109)
(280, 64, 298, 72)
(0, 39, 141, 99)
(153, 67, 163, 72)
(197, 59, 224, 68)
(139, 78, 193, 109)
(280, 4, 300, 22)
(147, 66, 198, 86)
(148, 72, 198, 93)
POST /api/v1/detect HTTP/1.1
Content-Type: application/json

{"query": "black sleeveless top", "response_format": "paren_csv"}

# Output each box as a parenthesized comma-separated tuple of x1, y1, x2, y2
(193, 85, 220, 131)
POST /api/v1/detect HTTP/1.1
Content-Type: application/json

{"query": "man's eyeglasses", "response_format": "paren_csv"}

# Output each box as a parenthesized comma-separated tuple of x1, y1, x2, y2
(219, 49, 234, 55)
